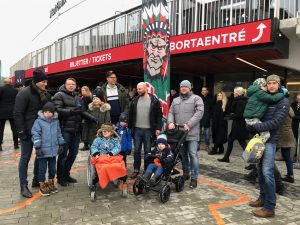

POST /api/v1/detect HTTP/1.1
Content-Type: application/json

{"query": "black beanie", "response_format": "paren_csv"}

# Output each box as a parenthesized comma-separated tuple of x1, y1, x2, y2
(42, 102, 55, 114)
(119, 112, 128, 123)
(33, 67, 48, 84)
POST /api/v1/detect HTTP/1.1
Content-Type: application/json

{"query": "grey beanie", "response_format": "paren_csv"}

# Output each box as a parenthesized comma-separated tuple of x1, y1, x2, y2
(180, 80, 192, 89)
(266, 74, 280, 84)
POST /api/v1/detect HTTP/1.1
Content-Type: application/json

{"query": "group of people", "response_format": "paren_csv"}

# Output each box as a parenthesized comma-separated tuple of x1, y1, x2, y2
(1, 67, 298, 218)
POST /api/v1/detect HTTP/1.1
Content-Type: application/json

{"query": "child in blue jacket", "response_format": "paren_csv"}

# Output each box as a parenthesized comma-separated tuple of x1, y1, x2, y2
(31, 102, 65, 196)
(116, 112, 132, 166)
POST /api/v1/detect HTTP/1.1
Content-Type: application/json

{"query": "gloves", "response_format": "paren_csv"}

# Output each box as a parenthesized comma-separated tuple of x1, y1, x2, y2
(92, 152, 100, 157)
(154, 158, 161, 167)
(70, 109, 82, 115)
(91, 117, 99, 125)
(35, 148, 44, 156)
(246, 125, 258, 134)
(58, 145, 64, 155)
(108, 152, 114, 156)
(18, 131, 28, 141)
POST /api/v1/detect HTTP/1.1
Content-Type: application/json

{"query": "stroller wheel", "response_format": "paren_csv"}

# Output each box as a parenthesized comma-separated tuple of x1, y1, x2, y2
(133, 178, 144, 196)
(90, 191, 96, 202)
(175, 176, 185, 192)
(159, 184, 171, 203)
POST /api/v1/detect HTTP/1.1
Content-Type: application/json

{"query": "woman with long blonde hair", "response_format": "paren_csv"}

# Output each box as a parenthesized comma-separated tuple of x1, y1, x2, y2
(209, 91, 228, 155)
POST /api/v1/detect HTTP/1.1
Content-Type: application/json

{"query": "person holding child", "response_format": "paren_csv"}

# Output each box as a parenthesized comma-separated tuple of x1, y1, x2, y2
(142, 134, 173, 186)
(31, 102, 65, 196)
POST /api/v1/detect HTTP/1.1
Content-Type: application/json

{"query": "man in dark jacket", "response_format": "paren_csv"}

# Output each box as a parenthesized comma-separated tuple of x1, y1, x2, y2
(291, 94, 300, 159)
(200, 87, 213, 151)
(128, 82, 162, 179)
(53, 78, 97, 186)
(14, 68, 51, 198)
(95, 71, 129, 124)
(0, 78, 19, 151)
(247, 75, 289, 218)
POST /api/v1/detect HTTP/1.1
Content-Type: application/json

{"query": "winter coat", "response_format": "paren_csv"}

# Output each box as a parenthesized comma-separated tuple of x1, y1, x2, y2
(277, 107, 296, 148)
(0, 84, 18, 119)
(168, 93, 204, 141)
(82, 103, 111, 145)
(129, 93, 163, 134)
(96, 82, 129, 113)
(81, 95, 92, 110)
(228, 95, 249, 140)
(53, 85, 96, 133)
(253, 97, 290, 143)
(291, 101, 300, 139)
(14, 83, 52, 137)
(200, 94, 214, 128)
(145, 146, 173, 167)
(31, 111, 65, 158)
(243, 85, 284, 119)
(212, 100, 228, 145)
(90, 136, 121, 156)
(116, 123, 132, 154)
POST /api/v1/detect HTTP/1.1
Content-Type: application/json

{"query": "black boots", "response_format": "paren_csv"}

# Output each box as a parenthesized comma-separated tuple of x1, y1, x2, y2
(21, 185, 33, 198)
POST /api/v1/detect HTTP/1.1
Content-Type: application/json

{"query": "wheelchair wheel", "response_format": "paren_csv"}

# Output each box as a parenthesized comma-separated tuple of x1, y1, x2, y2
(159, 184, 171, 203)
(133, 178, 144, 196)
(175, 176, 185, 192)
(87, 155, 96, 187)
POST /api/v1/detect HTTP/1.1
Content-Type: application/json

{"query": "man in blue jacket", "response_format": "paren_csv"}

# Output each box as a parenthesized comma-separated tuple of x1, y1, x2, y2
(247, 75, 289, 218)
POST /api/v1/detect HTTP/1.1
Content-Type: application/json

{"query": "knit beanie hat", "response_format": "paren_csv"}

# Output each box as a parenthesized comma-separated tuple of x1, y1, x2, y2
(266, 74, 280, 84)
(42, 102, 55, 114)
(119, 112, 128, 123)
(33, 67, 48, 84)
(180, 80, 192, 89)
(156, 133, 167, 145)
(253, 78, 266, 87)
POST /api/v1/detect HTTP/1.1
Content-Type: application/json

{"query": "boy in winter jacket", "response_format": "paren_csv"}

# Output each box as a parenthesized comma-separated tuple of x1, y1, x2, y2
(243, 78, 284, 143)
(31, 102, 65, 196)
(116, 112, 132, 166)
(143, 134, 173, 186)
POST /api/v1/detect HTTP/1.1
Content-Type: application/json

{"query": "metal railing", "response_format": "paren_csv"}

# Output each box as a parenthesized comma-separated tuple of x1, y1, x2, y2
(10, 0, 300, 76)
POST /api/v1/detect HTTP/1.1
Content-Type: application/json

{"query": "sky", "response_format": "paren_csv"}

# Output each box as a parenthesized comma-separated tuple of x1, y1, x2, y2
(0, 0, 141, 77)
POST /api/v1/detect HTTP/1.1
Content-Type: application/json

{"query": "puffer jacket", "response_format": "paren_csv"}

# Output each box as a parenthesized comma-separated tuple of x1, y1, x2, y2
(14, 83, 51, 137)
(243, 85, 284, 119)
(82, 102, 111, 145)
(253, 97, 290, 143)
(145, 146, 173, 167)
(90, 136, 121, 156)
(116, 123, 132, 154)
(277, 107, 296, 148)
(168, 92, 204, 141)
(31, 111, 65, 158)
(53, 85, 96, 133)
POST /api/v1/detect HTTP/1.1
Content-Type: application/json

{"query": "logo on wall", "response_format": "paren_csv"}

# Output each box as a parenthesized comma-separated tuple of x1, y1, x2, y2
(142, 0, 170, 122)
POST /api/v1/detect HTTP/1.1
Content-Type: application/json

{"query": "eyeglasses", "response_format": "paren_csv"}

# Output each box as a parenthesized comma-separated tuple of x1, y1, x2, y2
(108, 76, 117, 79)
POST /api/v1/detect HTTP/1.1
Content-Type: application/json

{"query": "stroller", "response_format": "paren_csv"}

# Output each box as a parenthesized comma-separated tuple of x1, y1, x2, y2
(133, 125, 188, 203)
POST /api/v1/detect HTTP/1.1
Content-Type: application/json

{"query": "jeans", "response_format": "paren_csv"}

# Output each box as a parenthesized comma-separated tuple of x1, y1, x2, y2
(38, 157, 56, 182)
(257, 143, 276, 211)
(181, 141, 199, 180)
(281, 148, 294, 176)
(133, 128, 152, 172)
(57, 131, 80, 180)
(146, 163, 163, 175)
(224, 136, 247, 160)
(18, 139, 39, 186)
(0, 119, 18, 146)
(201, 126, 210, 145)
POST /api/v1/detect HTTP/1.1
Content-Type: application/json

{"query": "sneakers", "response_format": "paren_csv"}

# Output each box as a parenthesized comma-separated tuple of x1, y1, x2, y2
(282, 175, 294, 183)
(65, 176, 77, 183)
(130, 172, 139, 179)
(183, 174, 190, 181)
(205, 145, 210, 152)
(189, 179, 197, 189)
(39, 182, 51, 196)
(57, 179, 69, 187)
(48, 179, 58, 193)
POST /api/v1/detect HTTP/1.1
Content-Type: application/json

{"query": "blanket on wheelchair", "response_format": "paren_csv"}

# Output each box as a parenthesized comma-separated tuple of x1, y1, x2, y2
(90, 154, 126, 189)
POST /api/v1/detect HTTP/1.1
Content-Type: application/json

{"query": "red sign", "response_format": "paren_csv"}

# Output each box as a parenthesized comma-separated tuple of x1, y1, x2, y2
(24, 19, 272, 78)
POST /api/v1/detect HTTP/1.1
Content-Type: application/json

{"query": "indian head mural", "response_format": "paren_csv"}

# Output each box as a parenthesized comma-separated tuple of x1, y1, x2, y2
(142, 0, 170, 125)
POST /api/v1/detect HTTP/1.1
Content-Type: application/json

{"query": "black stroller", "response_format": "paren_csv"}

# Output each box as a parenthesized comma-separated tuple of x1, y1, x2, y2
(133, 126, 188, 203)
